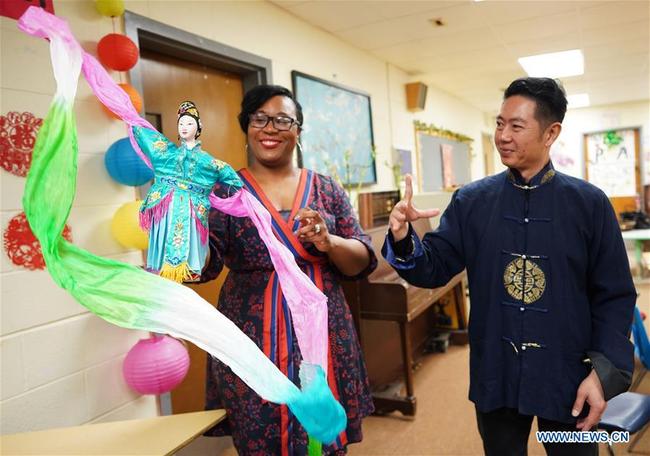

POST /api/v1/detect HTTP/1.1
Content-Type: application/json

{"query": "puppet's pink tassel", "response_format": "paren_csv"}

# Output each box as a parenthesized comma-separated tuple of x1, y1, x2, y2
(139, 191, 174, 231)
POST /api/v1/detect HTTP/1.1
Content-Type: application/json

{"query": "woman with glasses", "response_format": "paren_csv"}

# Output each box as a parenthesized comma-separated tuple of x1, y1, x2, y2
(200, 85, 377, 455)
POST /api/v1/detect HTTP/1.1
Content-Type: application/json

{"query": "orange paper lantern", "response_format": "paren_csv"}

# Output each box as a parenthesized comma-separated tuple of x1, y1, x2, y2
(97, 33, 138, 71)
(102, 83, 142, 119)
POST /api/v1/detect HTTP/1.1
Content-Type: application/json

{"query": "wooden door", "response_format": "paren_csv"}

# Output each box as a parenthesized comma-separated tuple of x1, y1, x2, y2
(139, 49, 246, 414)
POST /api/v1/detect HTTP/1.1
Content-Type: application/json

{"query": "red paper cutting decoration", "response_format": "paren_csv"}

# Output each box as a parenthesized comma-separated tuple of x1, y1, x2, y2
(0, 111, 43, 177)
(3, 212, 73, 271)
(97, 33, 138, 71)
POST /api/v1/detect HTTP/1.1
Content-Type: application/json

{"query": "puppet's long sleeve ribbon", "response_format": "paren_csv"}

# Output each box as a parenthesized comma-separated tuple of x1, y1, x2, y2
(17, 6, 343, 446)
(75, 9, 329, 375)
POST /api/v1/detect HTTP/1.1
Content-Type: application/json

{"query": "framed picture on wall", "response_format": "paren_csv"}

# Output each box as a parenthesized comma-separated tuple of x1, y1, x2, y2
(291, 71, 376, 185)
(584, 127, 641, 215)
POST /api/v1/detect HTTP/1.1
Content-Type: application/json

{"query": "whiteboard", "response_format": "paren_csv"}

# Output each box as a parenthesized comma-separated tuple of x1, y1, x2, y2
(416, 132, 471, 192)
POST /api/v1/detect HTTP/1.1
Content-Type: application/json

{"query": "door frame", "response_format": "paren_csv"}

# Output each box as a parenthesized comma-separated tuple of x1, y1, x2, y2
(125, 11, 272, 109)
(124, 11, 272, 416)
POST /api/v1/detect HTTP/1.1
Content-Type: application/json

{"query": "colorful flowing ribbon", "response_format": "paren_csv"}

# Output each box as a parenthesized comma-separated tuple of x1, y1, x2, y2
(17, 6, 344, 447)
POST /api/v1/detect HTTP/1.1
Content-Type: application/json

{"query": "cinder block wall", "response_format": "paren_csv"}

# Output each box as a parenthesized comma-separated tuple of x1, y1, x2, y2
(0, 3, 156, 434)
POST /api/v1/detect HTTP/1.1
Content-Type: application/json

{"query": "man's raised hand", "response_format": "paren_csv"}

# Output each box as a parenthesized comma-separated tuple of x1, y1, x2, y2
(388, 174, 440, 241)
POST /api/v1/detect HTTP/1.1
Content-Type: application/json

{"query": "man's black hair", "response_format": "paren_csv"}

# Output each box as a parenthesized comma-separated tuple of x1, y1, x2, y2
(504, 77, 568, 126)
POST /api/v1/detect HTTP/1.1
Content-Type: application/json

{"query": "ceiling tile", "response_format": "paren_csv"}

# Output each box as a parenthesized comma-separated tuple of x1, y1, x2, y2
(269, 0, 649, 111)
(370, 1, 459, 20)
(415, 27, 501, 57)
(583, 37, 649, 60)
(482, 1, 577, 26)
(271, 0, 312, 7)
(579, 0, 649, 29)
(582, 19, 649, 47)
(337, 18, 420, 50)
(493, 11, 581, 44)
(401, 49, 518, 75)
(504, 32, 582, 60)
(281, 1, 386, 33)
(338, 2, 500, 50)
(586, 52, 650, 77)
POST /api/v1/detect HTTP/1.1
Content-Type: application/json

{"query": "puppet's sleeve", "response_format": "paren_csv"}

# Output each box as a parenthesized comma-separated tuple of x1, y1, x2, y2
(210, 157, 244, 191)
(131, 126, 174, 166)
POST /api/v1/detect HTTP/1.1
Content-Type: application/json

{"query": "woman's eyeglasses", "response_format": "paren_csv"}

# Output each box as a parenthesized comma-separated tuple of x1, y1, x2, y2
(249, 113, 300, 131)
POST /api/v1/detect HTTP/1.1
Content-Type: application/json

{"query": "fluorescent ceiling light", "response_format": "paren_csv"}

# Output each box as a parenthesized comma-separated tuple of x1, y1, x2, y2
(567, 93, 590, 108)
(518, 49, 584, 78)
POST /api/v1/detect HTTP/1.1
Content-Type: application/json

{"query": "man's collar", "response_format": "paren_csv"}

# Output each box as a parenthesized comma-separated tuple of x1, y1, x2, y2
(507, 161, 556, 190)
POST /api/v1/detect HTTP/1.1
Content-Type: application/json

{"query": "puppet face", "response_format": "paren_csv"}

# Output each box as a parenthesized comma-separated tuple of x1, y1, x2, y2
(495, 95, 558, 178)
(178, 115, 199, 141)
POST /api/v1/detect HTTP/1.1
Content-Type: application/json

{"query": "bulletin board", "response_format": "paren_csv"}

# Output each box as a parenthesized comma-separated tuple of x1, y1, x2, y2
(584, 128, 641, 217)
(414, 121, 473, 192)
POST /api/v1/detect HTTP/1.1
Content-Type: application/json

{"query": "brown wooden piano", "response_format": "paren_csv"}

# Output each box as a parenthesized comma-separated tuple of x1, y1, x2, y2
(343, 217, 468, 416)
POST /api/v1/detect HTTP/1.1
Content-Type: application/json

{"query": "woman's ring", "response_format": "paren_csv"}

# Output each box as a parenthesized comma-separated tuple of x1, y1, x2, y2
(314, 223, 321, 234)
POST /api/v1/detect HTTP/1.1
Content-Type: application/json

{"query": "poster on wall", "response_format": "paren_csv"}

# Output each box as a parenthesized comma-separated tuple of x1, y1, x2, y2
(0, 0, 54, 20)
(585, 128, 638, 197)
(440, 143, 456, 188)
(292, 71, 376, 185)
(549, 137, 579, 177)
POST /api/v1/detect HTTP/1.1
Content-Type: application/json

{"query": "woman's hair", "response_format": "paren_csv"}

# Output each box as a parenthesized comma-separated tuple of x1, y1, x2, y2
(238, 85, 303, 133)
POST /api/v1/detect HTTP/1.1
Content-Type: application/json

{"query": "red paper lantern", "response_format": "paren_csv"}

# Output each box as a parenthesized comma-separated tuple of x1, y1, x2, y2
(97, 33, 138, 71)
(102, 83, 142, 119)
(123, 335, 190, 395)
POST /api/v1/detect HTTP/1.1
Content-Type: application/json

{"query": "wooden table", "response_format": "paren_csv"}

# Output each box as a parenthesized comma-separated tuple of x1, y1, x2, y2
(0, 409, 226, 455)
(622, 229, 650, 279)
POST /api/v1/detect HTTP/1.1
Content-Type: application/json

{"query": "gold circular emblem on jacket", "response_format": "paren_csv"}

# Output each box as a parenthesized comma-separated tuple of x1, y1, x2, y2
(503, 257, 546, 304)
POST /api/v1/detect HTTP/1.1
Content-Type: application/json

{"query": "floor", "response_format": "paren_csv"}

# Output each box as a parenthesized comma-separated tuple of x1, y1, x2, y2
(179, 342, 649, 455)
(178, 278, 650, 455)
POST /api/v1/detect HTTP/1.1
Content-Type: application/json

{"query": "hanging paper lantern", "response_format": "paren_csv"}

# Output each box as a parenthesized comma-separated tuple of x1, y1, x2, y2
(97, 33, 138, 71)
(103, 83, 142, 119)
(95, 0, 124, 17)
(111, 200, 148, 250)
(105, 137, 153, 186)
(123, 335, 190, 395)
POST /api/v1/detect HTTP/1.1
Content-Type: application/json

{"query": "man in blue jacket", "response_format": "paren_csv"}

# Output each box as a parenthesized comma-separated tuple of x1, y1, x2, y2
(383, 77, 635, 456)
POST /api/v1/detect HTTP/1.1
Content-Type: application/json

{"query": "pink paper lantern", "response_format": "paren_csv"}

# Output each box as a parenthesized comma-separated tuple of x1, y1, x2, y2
(123, 335, 190, 395)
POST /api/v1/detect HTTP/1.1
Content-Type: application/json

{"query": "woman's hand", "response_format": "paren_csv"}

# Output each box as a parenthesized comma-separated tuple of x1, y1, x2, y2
(294, 208, 334, 252)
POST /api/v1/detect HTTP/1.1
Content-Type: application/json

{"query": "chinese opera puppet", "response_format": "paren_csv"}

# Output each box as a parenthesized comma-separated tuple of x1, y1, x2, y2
(17, 6, 342, 454)
(133, 100, 240, 282)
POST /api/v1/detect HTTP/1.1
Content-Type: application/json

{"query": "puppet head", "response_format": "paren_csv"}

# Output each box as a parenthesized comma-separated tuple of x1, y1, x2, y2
(177, 100, 202, 140)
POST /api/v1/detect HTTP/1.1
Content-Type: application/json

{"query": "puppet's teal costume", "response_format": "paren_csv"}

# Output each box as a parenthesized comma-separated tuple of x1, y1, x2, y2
(132, 114, 241, 282)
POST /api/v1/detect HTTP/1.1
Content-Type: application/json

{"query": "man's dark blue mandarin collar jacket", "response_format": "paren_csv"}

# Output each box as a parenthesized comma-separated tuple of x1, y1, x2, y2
(383, 162, 636, 423)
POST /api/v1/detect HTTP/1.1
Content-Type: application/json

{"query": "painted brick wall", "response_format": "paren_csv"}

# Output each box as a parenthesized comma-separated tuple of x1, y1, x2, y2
(0, 2, 156, 434)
